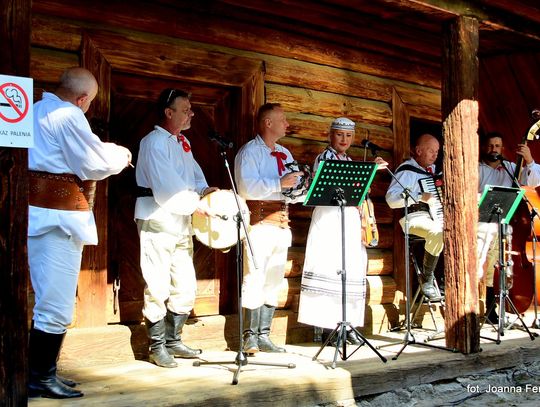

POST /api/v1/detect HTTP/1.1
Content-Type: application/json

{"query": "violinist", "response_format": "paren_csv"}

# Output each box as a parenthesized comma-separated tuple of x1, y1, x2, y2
(297, 117, 387, 346)
(477, 132, 540, 323)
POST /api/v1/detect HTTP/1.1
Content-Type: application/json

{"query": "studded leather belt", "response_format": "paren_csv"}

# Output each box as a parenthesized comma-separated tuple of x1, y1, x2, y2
(246, 200, 289, 229)
(29, 170, 97, 211)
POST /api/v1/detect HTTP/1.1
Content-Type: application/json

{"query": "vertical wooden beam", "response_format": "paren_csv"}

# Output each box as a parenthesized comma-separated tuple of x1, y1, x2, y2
(391, 88, 410, 301)
(220, 62, 265, 315)
(76, 34, 113, 327)
(441, 16, 480, 353)
(0, 0, 30, 403)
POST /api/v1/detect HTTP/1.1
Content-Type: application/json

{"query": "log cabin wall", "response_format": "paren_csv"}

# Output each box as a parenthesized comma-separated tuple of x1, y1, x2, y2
(27, 1, 446, 339)
(27, 0, 540, 345)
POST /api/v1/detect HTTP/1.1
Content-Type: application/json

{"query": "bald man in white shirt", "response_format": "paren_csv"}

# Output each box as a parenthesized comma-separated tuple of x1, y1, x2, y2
(28, 67, 131, 398)
(385, 134, 443, 301)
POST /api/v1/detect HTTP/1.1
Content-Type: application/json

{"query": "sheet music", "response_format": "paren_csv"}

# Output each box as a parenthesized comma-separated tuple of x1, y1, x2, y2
(419, 176, 443, 225)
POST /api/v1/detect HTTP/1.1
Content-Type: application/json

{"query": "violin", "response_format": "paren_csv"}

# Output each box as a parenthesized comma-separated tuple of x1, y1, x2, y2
(359, 144, 383, 248)
(361, 194, 379, 247)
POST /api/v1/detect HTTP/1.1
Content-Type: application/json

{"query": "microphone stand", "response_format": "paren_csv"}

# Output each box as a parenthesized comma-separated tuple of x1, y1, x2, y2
(193, 146, 295, 385)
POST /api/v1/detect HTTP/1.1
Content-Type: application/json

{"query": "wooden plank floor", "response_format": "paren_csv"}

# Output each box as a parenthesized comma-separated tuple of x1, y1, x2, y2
(28, 313, 540, 407)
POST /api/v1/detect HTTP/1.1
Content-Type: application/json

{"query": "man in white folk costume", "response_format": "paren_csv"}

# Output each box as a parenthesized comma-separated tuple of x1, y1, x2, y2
(28, 67, 132, 398)
(476, 131, 540, 323)
(385, 134, 443, 301)
(135, 89, 218, 368)
(234, 102, 304, 354)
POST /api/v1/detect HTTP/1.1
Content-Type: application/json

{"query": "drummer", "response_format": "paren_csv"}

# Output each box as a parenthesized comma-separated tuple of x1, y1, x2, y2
(134, 88, 218, 368)
(234, 102, 303, 355)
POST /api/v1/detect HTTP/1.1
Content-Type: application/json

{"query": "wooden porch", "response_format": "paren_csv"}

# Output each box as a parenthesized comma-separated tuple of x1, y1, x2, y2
(28, 311, 540, 406)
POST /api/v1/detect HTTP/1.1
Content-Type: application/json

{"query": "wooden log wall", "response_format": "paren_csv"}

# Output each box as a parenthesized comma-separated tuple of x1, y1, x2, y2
(29, 0, 442, 338)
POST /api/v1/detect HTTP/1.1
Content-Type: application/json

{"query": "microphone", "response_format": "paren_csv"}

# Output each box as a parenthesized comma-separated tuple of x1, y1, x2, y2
(487, 153, 506, 162)
(361, 139, 388, 155)
(208, 130, 234, 149)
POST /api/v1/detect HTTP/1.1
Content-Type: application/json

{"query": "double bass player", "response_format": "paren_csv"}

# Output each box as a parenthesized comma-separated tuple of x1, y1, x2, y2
(477, 131, 540, 323)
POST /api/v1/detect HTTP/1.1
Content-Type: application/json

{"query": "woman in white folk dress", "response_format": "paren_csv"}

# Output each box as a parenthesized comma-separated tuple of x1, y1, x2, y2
(297, 117, 386, 345)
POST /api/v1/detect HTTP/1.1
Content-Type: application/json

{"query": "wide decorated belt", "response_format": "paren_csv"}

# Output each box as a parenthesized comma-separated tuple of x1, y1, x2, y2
(246, 200, 289, 229)
(29, 170, 96, 211)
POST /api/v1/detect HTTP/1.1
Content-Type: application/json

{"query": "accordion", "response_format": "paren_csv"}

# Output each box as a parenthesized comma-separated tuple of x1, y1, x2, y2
(418, 176, 443, 224)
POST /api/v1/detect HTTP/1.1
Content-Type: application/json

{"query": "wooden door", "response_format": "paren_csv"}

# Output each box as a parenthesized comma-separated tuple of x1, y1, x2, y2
(81, 30, 263, 326)
(107, 73, 239, 322)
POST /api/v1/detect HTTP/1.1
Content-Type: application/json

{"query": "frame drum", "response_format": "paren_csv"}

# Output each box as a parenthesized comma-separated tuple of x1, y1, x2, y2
(192, 189, 250, 250)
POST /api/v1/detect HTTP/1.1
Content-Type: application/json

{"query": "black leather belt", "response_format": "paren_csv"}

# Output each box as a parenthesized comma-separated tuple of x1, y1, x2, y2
(136, 186, 153, 197)
(399, 202, 430, 218)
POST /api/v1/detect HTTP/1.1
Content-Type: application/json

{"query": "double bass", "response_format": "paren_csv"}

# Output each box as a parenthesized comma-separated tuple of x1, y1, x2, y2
(498, 111, 540, 313)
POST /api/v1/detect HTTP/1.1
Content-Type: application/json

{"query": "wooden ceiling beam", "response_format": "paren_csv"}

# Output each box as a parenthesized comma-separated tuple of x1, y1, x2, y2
(393, 0, 540, 42)
(217, 0, 442, 58)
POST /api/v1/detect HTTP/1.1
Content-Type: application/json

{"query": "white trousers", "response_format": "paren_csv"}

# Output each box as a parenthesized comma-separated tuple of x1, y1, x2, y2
(400, 212, 444, 256)
(137, 219, 197, 322)
(28, 228, 84, 334)
(242, 224, 291, 309)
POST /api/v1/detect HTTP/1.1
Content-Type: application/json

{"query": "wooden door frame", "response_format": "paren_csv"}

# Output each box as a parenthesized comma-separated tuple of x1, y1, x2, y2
(78, 29, 265, 327)
(391, 88, 410, 298)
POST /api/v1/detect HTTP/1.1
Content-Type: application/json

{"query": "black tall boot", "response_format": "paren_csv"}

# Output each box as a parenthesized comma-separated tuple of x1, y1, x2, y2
(28, 328, 83, 399)
(242, 307, 260, 355)
(485, 286, 499, 324)
(30, 321, 77, 388)
(421, 252, 440, 300)
(146, 318, 177, 368)
(258, 305, 286, 353)
(55, 333, 77, 388)
(164, 311, 202, 358)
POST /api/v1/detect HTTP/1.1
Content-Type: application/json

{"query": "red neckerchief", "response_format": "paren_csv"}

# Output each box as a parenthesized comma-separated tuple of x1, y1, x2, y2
(270, 151, 287, 176)
(177, 134, 191, 152)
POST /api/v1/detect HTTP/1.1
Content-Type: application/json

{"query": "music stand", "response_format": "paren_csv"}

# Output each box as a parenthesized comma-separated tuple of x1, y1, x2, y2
(193, 147, 295, 385)
(478, 185, 536, 342)
(305, 159, 387, 367)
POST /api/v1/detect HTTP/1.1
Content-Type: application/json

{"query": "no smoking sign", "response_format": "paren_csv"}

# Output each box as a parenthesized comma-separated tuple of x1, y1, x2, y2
(0, 74, 33, 148)
(0, 82, 29, 123)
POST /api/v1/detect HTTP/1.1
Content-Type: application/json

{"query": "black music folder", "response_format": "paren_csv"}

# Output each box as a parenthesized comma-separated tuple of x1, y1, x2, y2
(478, 185, 524, 224)
(304, 159, 378, 207)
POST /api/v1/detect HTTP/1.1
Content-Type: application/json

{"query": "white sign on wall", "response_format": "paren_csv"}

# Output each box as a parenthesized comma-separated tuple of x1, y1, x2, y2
(0, 74, 33, 148)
